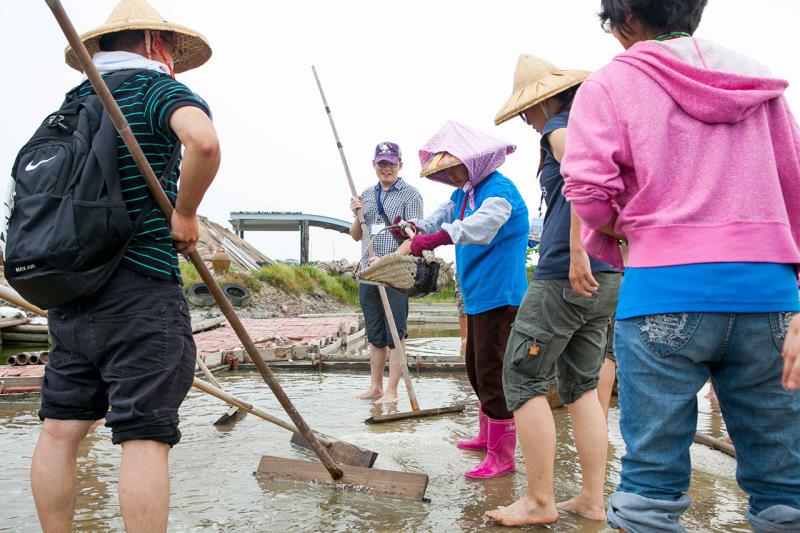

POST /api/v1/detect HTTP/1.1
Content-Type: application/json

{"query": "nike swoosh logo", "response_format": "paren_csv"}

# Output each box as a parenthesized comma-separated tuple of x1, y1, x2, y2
(25, 156, 57, 172)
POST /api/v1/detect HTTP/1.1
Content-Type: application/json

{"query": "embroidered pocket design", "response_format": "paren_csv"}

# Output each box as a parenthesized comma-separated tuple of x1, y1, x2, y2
(771, 312, 799, 352)
(637, 313, 701, 357)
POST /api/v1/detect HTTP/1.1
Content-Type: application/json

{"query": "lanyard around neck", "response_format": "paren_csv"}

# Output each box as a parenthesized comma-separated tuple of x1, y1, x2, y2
(458, 194, 469, 220)
(654, 31, 691, 41)
(376, 181, 398, 216)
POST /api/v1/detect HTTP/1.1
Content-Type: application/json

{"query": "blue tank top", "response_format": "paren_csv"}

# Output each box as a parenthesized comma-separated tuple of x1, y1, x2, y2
(534, 111, 616, 280)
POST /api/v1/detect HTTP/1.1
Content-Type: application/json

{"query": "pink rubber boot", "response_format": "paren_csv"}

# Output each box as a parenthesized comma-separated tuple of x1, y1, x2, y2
(464, 417, 516, 479)
(457, 407, 488, 451)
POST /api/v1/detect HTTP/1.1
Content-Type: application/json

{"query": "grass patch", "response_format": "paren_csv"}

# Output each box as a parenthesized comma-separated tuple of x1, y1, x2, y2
(219, 271, 262, 293)
(253, 263, 301, 294)
(181, 261, 359, 306)
(251, 264, 360, 307)
(183, 260, 538, 308)
(180, 262, 263, 293)
(179, 262, 202, 289)
(300, 265, 360, 307)
(294, 267, 319, 295)
(527, 264, 537, 282)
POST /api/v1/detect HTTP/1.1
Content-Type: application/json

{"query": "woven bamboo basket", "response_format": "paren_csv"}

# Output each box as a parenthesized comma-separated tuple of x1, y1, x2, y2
(354, 229, 448, 297)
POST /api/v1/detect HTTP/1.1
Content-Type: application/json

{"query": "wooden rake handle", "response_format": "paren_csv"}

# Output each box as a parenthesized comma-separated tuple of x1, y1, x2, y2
(44, 0, 342, 480)
(396, 219, 436, 262)
(0, 285, 46, 317)
(191, 377, 335, 447)
(312, 66, 420, 412)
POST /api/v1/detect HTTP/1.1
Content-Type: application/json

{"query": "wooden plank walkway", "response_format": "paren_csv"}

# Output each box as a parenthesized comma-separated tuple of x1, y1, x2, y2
(1, 316, 360, 396)
(0, 365, 44, 394)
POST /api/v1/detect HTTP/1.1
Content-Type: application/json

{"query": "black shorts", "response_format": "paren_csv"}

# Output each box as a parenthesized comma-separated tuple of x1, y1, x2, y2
(39, 268, 196, 446)
(358, 283, 409, 349)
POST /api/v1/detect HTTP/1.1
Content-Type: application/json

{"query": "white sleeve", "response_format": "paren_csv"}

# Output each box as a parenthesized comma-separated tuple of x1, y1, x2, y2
(441, 197, 512, 245)
(412, 201, 455, 234)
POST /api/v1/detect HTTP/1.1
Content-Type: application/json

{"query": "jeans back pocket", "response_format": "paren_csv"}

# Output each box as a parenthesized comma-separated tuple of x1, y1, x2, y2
(771, 312, 799, 352)
(637, 313, 702, 357)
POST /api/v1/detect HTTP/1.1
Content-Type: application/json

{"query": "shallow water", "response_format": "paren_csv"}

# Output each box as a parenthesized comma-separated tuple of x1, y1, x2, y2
(1, 358, 752, 532)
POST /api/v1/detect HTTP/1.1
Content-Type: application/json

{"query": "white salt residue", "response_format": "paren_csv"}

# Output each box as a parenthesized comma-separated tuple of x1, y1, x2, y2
(690, 443, 737, 478)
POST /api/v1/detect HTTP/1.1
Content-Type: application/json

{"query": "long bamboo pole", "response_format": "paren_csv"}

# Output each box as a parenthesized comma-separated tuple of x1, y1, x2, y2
(0, 285, 46, 317)
(312, 66, 420, 411)
(45, 0, 342, 480)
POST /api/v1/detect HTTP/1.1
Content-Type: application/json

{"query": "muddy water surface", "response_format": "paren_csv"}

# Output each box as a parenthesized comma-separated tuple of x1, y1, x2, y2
(1, 339, 750, 532)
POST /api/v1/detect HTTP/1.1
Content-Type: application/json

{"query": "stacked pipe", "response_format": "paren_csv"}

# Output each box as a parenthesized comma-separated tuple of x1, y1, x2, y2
(1, 324, 50, 345)
(6, 351, 48, 366)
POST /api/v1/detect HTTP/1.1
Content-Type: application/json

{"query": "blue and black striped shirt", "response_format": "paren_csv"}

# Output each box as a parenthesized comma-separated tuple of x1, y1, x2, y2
(76, 70, 210, 281)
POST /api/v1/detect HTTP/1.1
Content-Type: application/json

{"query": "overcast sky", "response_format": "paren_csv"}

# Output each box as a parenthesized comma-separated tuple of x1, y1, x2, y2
(2, 0, 799, 265)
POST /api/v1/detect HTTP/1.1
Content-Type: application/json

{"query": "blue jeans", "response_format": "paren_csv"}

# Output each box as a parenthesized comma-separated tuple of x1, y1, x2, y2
(608, 312, 800, 533)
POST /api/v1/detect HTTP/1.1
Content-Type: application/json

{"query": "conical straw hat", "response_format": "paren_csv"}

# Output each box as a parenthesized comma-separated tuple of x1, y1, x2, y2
(494, 54, 590, 125)
(65, 0, 212, 74)
(420, 152, 463, 178)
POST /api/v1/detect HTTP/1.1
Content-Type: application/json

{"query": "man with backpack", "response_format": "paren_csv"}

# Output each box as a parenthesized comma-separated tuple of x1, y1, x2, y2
(15, 1, 220, 531)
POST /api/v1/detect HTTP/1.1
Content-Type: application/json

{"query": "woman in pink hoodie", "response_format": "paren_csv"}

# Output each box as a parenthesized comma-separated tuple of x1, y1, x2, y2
(561, 1, 800, 532)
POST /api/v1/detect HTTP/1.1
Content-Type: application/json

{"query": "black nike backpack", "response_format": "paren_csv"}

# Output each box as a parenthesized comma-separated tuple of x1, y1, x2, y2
(4, 69, 179, 309)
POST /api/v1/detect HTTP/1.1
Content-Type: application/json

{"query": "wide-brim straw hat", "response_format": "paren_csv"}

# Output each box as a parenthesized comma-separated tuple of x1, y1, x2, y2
(494, 54, 590, 125)
(420, 152, 463, 178)
(65, 0, 212, 74)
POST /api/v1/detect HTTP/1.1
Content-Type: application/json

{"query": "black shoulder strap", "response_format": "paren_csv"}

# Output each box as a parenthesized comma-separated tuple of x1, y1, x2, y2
(103, 69, 149, 93)
(162, 143, 182, 183)
(65, 68, 150, 102)
(129, 142, 182, 232)
(379, 209, 402, 245)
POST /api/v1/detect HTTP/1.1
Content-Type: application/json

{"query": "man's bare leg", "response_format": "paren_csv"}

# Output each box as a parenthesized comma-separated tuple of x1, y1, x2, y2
(485, 396, 559, 526)
(31, 418, 95, 533)
(355, 344, 387, 399)
(375, 340, 404, 404)
(119, 440, 170, 533)
(557, 390, 608, 521)
(597, 358, 616, 420)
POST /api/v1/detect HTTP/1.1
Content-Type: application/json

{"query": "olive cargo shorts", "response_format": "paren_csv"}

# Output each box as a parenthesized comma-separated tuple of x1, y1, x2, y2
(503, 273, 621, 411)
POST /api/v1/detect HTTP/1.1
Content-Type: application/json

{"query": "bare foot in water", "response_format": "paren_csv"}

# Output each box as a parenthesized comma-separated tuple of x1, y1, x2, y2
(557, 493, 606, 521)
(373, 392, 398, 405)
(485, 495, 559, 527)
(355, 388, 383, 399)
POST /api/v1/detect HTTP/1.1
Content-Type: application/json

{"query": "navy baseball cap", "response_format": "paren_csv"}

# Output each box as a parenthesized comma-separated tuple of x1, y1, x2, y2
(374, 142, 401, 164)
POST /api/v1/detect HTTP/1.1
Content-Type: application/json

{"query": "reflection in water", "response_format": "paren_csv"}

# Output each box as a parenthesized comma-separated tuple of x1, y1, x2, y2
(1, 369, 751, 531)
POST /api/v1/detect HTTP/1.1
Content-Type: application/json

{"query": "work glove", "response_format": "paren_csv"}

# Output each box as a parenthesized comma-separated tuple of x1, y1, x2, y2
(389, 215, 418, 241)
(411, 230, 452, 257)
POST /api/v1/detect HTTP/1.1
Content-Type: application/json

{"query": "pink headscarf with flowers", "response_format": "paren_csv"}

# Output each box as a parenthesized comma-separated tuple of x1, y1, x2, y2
(419, 121, 516, 209)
